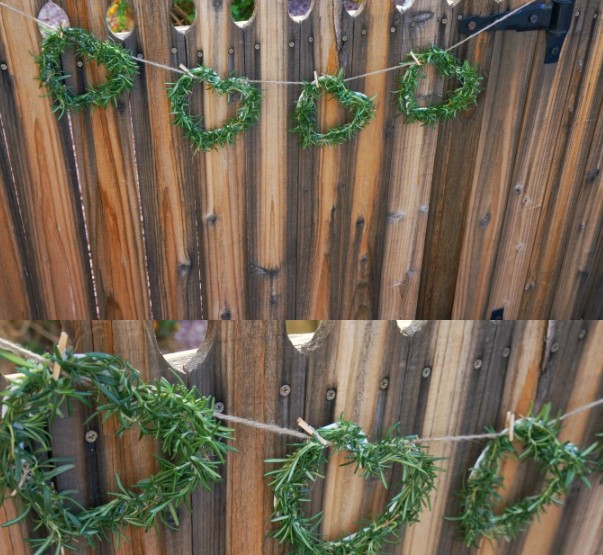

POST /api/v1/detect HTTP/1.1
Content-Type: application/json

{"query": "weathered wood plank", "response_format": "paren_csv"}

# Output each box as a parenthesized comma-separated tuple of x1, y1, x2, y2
(0, 154, 29, 318)
(378, 0, 448, 319)
(520, 0, 602, 318)
(0, 0, 94, 318)
(484, 0, 593, 319)
(58, 0, 152, 319)
(192, 0, 248, 319)
(127, 0, 204, 318)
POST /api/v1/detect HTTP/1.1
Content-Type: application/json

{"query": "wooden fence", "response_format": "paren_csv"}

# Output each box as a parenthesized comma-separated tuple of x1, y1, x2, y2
(0, 0, 602, 319)
(1, 320, 602, 554)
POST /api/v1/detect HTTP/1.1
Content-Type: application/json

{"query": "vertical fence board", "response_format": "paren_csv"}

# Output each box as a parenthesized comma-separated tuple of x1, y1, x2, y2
(59, 0, 152, 319)
(0, 0, 94, 318)
(520, 1, 602, 318)
(378, 0, 447, 319)
(125, 0, 204, 318)
(483, 0, 591, 319)
(192, 0, 248, 319)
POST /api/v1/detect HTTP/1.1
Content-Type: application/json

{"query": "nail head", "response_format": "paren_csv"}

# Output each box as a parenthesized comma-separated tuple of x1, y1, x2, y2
(551, 342, 559, 353)
(254, 43, 261, 50)
(502, 346, 511, 358)
(0, 63, 7, 71)
(422, 366, 432, 378)
(289, 41, 295, 47)
(171, 47, 178, 54)
(379, 378, 390, 390)
(215, 402, 225, 413)
(326, 389, 336, 401)
(578, 329, 587, 340)
(474, 358, 483, 370)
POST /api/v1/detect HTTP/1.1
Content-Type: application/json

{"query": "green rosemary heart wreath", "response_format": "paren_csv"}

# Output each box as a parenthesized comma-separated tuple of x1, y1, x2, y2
(292, 73, 376, 148)
(266, 419, 438, 554)
(168, 65, 262, 152)
(397, 45, 482, 125)
(454, 404, 599, 547)
(35, 27, 138, 117)
(0, 349, 233, 554)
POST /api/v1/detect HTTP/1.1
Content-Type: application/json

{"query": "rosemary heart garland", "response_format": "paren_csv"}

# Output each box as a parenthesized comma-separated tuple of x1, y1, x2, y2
(453, 404, 599, 547)
(265, 419, 438, 554)
(0, 349, 233, 554)
(168, 65, 262, 152)
(397, 45, 482, 125)
(35, 27, 138, 117)
(292, 73, 376, 148)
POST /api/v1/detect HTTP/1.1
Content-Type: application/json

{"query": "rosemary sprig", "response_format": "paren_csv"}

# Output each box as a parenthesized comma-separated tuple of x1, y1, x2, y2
(292, 73, 376, 148)
(265, 418, 438, 554)
(396, 45, 482, 126)
(0, 350, 233, 554)
(167, 65, 262, 152)
(452, 404, 600, 547)
(34, 27, 138, 118)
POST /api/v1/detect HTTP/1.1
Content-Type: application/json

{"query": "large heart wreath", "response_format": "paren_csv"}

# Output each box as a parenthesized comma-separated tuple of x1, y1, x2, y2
(168, 65, 262, 152)
(454, 404, 599, 546)
(35, 27, 138, 117)
(0, 350, 232, 554)
(266, 419, 438, 554)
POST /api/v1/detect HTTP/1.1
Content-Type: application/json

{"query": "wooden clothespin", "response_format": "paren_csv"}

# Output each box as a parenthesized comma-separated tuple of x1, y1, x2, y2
(297, 417, 328, 446)
(505, 411, 515, 442)
(179, 63, 195, 77)
(409, 51, 422, 66)
(52, 331, 68, 381)
(313, 71, 319, 87)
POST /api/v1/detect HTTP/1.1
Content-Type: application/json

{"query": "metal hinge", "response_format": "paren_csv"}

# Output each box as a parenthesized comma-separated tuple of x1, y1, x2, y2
(458, 0, 576, 64)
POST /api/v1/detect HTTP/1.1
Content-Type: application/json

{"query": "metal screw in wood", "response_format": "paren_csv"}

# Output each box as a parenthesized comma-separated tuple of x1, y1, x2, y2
(326, 389, 336, 401)
(379, 378, 389, 390)
(422, 367, 431, 378)
(280, 384, 291, 397)
(85, 430, 98, 443)
(578, 329, 587, 340)
(474, 359, 483, 370)
(551, 343, 559, 353)
(215, 402, 225, 413)
(502, 346, 511, 358)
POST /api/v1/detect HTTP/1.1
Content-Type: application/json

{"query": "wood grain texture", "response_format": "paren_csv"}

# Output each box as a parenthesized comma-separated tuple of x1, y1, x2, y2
(2, 320, 603, 554)
(61, 0, 151, 319)
(0, 0, 94, 318)
(0, 0, 602, 318)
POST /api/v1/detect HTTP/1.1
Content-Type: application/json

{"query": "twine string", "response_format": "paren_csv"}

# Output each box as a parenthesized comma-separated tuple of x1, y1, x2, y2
(0, 0, 537, 85)
(1, 337, 602, 446)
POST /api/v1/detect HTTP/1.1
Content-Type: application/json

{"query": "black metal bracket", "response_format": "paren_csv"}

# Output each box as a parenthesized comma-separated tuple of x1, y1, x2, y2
(458, 0, 575, 64)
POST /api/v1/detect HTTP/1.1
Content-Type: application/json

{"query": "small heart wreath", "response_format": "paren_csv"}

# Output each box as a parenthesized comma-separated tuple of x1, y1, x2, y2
(35, 27, 139, 117)
(168, 65, 262, 152)
(454, 404, 599, 547)
(0, 349, 233, 554)
(266, 419, 438, 554)
(292, 73, 376, 148)
(397, 45, 482, 126)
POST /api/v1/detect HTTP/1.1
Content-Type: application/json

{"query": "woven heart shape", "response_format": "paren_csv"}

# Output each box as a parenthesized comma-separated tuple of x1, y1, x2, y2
(0, 350, 232, 553)
(455, 405, 597, 546)
(35, 27, 138, 117)
(396, 45, 482, 126)
(266, 419, 438, 553)
(168, 65, 262, 152)
(293, 73, 376, 148)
